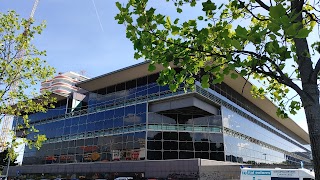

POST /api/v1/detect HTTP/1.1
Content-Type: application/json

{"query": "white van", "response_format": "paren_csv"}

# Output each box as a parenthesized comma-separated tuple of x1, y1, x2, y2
(240, 168, 315, 180)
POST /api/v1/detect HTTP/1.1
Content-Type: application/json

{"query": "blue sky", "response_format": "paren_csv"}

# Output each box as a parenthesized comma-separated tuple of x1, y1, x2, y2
(1, 0, 144, 78)
(0, 0, 310, 133)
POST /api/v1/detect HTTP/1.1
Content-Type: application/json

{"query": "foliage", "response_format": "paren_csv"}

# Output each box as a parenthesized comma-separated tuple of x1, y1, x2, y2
(0, 149, 18, 172)
(0, 11, 56, 158)
(115, 0, 320, 117)
(116, 0, 320, 179)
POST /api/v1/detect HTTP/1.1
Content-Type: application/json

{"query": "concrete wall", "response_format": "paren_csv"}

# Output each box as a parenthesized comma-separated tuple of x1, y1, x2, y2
(5, 159, 200, 179)
(199, 165, 241, 180)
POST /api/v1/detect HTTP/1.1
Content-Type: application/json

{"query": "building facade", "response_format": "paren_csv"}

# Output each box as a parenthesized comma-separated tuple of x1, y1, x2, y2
(40, 71, 89, 95)
(8, 62, 312, 179)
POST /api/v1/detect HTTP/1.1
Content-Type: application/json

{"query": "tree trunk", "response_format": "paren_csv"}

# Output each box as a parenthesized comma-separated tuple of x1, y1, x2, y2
(302, 84, 320, 180)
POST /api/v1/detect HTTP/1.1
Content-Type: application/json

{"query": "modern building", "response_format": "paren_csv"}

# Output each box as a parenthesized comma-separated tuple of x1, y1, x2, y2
(7, 62, 312, 179)
(40, 71, 89, 95)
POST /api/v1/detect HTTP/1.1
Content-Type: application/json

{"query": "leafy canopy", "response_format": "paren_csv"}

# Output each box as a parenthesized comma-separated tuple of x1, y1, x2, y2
(115, 0, 319, 119)
(0, 11, 56, 157)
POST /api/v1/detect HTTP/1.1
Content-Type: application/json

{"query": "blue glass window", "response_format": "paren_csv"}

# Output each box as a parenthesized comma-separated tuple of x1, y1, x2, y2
(136, 85, 148, 97)
(64, 118, 72, 127)
(114, 108, 124, 118)
(103, 120, 113, 129)
(78, 124, 86, 133)
(70, 126, 78, 135)
(148, 83, 159, 95)
(125, 105, 135, 116)
(71, 117, 79, 126)
(127, 88, 136, 99)
(137, 113, 146, 124)
(86, 122, 95, 132)
(123, 114, 136, 126)
(87, 114, 95, 123)
(63, 127, 70, 135)
(159, 84, 169, 92)
(95, 121, 104, 131)
(79, 116, 87, 124)
(95, 112, 104, 121)
(105, 110, 114, 120)
(113, 117, 124, 127)
(136, 103, 146, 114)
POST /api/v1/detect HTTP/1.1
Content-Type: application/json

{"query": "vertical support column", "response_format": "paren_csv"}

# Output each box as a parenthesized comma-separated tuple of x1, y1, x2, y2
(145, 102, 148, 160)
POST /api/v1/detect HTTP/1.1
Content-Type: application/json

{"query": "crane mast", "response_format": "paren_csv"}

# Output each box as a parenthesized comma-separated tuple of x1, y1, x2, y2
(0, 0, 40, 152)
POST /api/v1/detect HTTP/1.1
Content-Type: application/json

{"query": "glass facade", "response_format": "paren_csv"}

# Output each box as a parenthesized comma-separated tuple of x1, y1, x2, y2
(23, 103, 147, 164)
(23, 73, 177, 165)
(223, 107, 310, 165)
(21, 71, 311, 167)
(147, 113, 224, 160)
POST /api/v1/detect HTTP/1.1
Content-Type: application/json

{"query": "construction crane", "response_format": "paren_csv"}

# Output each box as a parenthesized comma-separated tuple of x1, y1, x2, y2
(0, 0, 40, 152)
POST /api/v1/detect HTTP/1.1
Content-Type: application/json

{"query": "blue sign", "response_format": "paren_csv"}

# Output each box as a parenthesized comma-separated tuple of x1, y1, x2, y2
(247, 170, 271, 176)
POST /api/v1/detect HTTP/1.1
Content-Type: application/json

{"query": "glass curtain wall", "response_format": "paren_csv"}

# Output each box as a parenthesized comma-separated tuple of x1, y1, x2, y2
(23, 132, 146, 164)
(223, 107, 311, 165)
(23, 73, 177, 165)
(147, 112, 224, 161)
(22, 71, 312, 166)
(23, 103, 147, 165)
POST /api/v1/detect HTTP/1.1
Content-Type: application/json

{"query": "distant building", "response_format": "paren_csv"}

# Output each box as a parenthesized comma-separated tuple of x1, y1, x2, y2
(6, 62, 312, 180)
(40, 72, 89, 95)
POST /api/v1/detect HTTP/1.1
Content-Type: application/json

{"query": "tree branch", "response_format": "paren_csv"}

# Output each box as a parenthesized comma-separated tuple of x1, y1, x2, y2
(241, 71, 253, 94)
(242, 2, 269, 21)
(302, 10, 320, 23)
(233, 50, 305, 96)
(140, 26, 307, 101)
(255, 0, 270, 11)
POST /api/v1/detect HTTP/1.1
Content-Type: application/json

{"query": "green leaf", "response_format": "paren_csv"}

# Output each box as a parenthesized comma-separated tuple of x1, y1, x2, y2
(285, 23, 300, 36)
(204, 66, 211, 72)
(190, 0, 196, 7)
(177, 8, 182, 13)
(296, 28, 311, 38)
(186, 77, 195, 85)
(115, 2, 122, 10)
(172, 26, 180, 35)
(134, 52, 141, 59)
(165, 16, 172, 29)
(148, 64, 156, 72)
(231, 39, 242, 50)
(169, 84, 178, 92)
(174, 18, 179, 24)
(267, 23, 281, 33)
(188, 20, 197, 27)
(269, 4, 286, 19)
(202, 0, 216, 11)
(201, 82, 210, 88)
(231, 73, 238, 79)
(235, 26, 247, 38)
(133, 39, 143, 50)
(240, 69, 247, 76)
(201, 74, 210, 82)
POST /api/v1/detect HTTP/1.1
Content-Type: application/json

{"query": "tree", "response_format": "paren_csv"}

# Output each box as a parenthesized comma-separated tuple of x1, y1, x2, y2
(0, 11, 55, 158)
(115, 0, 320, 178)
(0, 149, 18, 174)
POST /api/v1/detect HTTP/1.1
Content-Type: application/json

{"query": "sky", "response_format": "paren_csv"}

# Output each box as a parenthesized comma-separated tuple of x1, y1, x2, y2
(0, 0, 311, 133)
